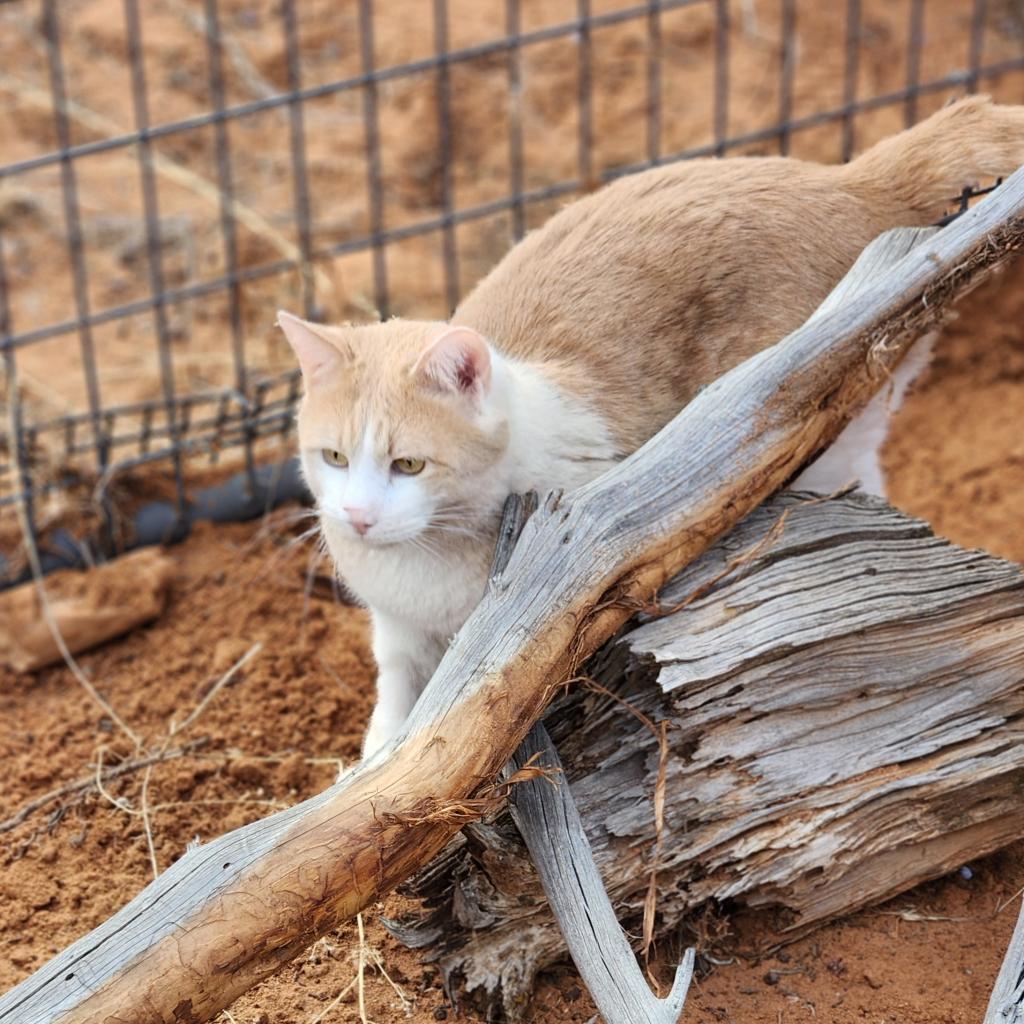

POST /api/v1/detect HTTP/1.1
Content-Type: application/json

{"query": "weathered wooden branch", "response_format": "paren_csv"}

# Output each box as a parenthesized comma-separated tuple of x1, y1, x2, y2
(492, 493, 694, 1024)
(389, 490, 1024, 1016)
(3, 167, 1024, 1024)
(508, 724, 695, 1023)
(987, 899, 1024, 1023)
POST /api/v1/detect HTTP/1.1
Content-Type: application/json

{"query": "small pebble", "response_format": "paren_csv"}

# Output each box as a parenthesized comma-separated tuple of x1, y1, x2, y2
(959, 865, 974, 880)
(433, 1007, 449, 1020)
(826, 957, 846, 977)
(763, 970, 780, 986)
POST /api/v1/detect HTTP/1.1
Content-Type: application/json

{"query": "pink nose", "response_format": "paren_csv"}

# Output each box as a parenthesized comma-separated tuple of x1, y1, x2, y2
(344, 507, 375, 536)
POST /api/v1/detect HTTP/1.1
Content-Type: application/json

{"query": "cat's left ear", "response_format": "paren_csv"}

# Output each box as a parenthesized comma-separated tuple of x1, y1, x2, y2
(413, 325, 492, 406)
(277, 310, 351, 383)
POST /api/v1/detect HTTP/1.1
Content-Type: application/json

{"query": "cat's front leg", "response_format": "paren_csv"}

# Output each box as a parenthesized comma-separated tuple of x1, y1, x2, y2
(362, 670, 417, 759)
(362, 610, 445, 759)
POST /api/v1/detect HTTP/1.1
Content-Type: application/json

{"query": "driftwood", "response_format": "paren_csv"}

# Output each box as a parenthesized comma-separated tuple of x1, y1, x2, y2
(987, 899, 1024, 1023)
(0, 548, 175, 672)
(489, 494, 694, 1024)
(507, 724, 695, 1023)
(388, 490, 1024, 1016)
(2, 166, 1024, 1024)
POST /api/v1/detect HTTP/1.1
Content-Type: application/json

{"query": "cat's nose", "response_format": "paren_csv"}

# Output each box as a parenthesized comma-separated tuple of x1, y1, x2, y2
(344, 506, 376, 536)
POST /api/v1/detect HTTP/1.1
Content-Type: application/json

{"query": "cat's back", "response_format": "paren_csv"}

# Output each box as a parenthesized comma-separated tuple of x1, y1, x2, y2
(453, 155, 879, 449)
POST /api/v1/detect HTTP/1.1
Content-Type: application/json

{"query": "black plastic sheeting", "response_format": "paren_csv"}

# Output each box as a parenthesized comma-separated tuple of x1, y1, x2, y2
(0, 459, 311, 590)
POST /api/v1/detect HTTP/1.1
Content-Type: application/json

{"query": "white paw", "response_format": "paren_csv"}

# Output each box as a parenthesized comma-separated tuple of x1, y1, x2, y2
(361, 707, 405, 760)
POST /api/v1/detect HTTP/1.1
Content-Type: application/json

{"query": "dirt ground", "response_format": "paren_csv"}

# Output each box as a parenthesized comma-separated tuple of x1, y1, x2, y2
(3, 1, 1024, 1022)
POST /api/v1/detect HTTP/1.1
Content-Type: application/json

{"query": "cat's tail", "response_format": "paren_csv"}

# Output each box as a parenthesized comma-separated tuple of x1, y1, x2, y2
(840, 95, 1024, 223)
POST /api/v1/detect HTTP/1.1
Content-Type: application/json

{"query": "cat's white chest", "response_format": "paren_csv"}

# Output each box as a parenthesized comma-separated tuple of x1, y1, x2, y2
(323, 521, 487, 640)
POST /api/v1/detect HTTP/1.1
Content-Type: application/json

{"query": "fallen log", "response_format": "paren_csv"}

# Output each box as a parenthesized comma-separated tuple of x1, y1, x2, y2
(0, 548, 175, 672)
(388, 489, 1024, 1016)
(2, 166, 1024, 1024)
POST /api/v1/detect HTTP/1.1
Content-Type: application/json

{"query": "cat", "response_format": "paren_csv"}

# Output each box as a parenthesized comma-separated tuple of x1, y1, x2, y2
(279, 96, 1024, 758)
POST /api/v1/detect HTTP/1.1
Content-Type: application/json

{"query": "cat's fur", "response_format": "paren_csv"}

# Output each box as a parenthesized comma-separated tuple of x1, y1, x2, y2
(280, 96, 1024, 757)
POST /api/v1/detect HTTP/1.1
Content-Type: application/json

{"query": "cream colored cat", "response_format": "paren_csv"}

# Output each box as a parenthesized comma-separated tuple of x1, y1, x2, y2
(280, 96, 1024, 757)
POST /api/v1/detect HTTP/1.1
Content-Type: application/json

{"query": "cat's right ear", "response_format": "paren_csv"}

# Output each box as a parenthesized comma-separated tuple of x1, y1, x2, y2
(413, 325, 492, 406)
(277, 311, 349, 383)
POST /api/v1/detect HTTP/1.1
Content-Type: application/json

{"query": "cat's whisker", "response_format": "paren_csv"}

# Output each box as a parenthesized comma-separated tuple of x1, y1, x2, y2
(252, 521, 325, 584)
(427, 524, 489, 540)
(426, 506, 500, 527)
(408, 531, 452, 561)
(237, 505, 320, 554)
(429, 504, 500, 521)
(426, 517, 492, 530)
(300, 541, 329, 633)
(426, 510, 499, 534)
(287, 523, 325, 548)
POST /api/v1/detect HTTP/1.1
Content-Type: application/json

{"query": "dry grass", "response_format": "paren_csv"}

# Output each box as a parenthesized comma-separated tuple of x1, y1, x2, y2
(296, 916, 415, 1024)
(0, 738, 209, 834)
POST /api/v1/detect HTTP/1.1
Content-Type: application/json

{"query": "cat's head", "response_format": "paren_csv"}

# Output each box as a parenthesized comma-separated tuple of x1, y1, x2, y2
(279, 312, 509, 547)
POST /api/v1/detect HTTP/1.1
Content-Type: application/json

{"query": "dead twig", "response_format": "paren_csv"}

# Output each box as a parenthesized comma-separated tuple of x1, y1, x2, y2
(0, 739, 209, 834)
(166, 0, 281, 106)
(6, 386, 141, 745)
(305, 977, 359, 1024)
(356, 913, 371, 1024)
(94, 745, 136, 815)
(998, 885, 1024, 915)
(138, 643, 263, 877)
(580, 677, 669, 960)
(172, 644, 263, 738)
(140, 761, 160, 880)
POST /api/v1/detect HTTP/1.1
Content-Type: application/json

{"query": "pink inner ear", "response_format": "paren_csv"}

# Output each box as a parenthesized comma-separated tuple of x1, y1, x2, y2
(453, 354, 477, 391)
(415, 326, 492, 398)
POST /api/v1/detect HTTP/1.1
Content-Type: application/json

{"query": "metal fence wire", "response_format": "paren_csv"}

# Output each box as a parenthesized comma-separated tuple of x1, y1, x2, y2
(1, 0, 1023, 583)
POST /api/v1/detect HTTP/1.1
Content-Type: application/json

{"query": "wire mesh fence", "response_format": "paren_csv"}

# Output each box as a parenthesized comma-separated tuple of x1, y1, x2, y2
(1, 0, 1023, 583)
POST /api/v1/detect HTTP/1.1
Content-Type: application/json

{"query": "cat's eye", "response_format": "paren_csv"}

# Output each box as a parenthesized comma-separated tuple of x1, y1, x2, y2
(392, 457, 426, 475)
(322, 449, 348, 468)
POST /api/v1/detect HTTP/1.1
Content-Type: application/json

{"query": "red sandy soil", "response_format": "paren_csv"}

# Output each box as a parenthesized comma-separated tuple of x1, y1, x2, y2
(2, 255, 1024, 1024)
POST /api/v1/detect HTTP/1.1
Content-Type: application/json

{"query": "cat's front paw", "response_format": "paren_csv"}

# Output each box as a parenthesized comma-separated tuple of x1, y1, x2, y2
(361, 706, 405, 760)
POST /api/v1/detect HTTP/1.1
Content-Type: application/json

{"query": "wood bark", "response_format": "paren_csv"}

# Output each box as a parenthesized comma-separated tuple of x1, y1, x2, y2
(1, 168, 1023, 1024)
(388, 490, 1024, 1017)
